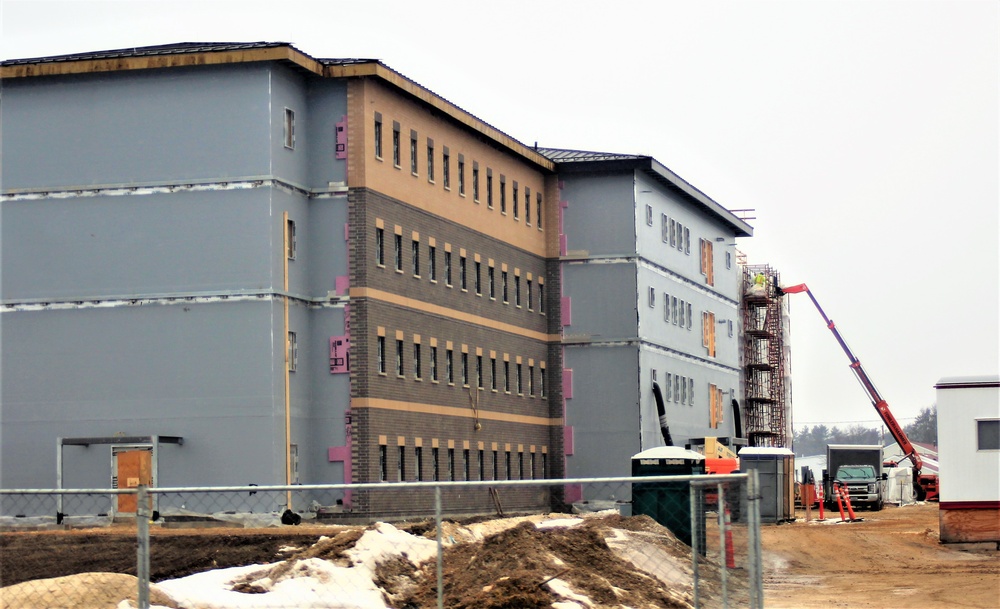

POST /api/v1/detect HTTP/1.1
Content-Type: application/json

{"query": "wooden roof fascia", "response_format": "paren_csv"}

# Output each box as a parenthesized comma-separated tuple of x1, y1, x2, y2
(0, 46, 324, 79)
(327, 62, 555, 172)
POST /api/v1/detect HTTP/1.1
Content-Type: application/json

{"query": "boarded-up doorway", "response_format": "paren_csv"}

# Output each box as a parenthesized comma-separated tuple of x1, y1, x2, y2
(113, 447, 152, 514)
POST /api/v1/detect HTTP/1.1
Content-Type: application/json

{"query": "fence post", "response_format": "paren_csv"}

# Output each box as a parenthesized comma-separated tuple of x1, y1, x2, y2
(747, 470, 764, 609)
(689, 481, 700, 609)
(435, 485, 443, 609)
(717, 483, 728, 609)
(136, 485, 150, 609)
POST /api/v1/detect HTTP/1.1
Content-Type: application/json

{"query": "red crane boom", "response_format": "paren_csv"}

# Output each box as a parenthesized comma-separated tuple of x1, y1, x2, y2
(780, 283, 937, 500)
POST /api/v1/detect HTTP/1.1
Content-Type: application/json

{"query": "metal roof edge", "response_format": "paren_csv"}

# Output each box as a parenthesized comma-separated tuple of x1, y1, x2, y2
(646, 158, 753, 238)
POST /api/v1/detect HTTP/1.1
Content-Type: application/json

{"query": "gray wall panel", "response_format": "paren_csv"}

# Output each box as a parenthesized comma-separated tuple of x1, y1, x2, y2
(1, 65, 272, 190)
(1, 188, 276, 300)
(564, 345, 640, 481)
(560, 173, 636, 256)
(0, 300, 283, 488)
(561, 262, 638, 339)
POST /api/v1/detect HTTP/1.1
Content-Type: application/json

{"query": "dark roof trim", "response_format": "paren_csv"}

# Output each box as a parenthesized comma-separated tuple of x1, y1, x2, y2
(541, 148, 752, 237)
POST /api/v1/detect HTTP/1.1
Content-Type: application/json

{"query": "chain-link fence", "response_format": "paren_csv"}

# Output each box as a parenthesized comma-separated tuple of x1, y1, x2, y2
(1, 473, 761, 609)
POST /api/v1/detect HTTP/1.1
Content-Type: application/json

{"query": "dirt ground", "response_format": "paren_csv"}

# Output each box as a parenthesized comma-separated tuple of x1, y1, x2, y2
(0, 503, 997, 608)
(762, 503, 999, 609)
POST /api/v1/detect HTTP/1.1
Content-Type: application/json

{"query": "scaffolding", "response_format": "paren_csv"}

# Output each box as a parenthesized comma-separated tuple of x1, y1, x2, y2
(740, 264, 789, 447)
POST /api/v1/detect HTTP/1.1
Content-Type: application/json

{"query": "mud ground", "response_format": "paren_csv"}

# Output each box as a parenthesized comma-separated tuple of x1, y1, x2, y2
(762, 502, 999, 609)
(1, 503, 997, 608)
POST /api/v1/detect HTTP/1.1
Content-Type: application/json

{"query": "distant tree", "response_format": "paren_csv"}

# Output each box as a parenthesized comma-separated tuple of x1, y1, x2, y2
(904, 405, 937, 446)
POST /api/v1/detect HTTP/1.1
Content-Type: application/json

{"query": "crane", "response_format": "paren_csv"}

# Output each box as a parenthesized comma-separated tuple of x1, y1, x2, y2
(778, 283, 938, 501)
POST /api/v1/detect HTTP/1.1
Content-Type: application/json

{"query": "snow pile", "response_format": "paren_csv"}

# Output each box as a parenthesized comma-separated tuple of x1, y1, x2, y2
(152, 522, 435, 609)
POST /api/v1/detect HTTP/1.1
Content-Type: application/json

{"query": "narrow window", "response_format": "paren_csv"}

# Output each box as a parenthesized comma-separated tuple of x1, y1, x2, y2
(287, 332, 297, 372)
(392, 122, 401, 167)
(377, 335, 386, 374)
(432, 447, 440, 481)
(488, 265, 496, 299)
(413, 342, 422, 379)
(428, 245, 437, 281)
(412, 239, 420, 276)
(464, 449, 470, 480)
(525, 187, 531, 224)
(394, 234, 402, 272)
(539, 283, 545, 314)
(415, 446, 424, 481)
(461, 352, 469, 386)
(398, 445, 405, 481)
(504, 360, 510, 393)
(648, 287, 655, 308)
(478, 449, 485, 480)
(672, 296, 679, 324)
(726, 251, 733, 269)
(527, 280, 533, 310)
(529, 365, 535, 396)
(286, 219, 296, 260)
(458, 156, 465, 195)
(443, 149, 450, 189)
(379, 445, 387, 481)
(684, 227, 691, 255)
(427, 141, 435, 182)
(664, 293, 670, 322)
(448, 448, 456, 481)
(460, 255, 467, 290)
(505, 451, 511, 480)
(487, 171, 494, 208)
(536, 193, 543, 229)
(473, 164, 480, 201)
(500, 176, 507, 214)
(396, 339, 404, 376)
(492, 450, 499, 480)
(490, 357, 497, 391)
(530, 452, 536, 479)
(542, 453, 547, 478)
(666, 373, 673, 401)
(518, 452, 524, 480)
(679, 299, 686, 327)
(502, 270, 509, 303)
(540, 366, 546, 397)
(445, 251, 453, 286)
(728, 319, 734, 337)
(515, 275, 521, 307)
(689, 377, 695, 405)
(512, 181, 519, 219)
(477, 355, 484, 389)
(430, 345, 438, 381)
(687, 303, 693, 329)
(283, 108, 295, 149)
(516, 363, 523, 395)
(410, 131, 418, 174)
(700, 239, 715, 286)
(374, 113, 383, 159)
(676, 222, 685, 251)
(661, 214, 669, 242)
(670, 219, 677, 247)
(475, 261, 482, 295)
(375, 227, 385, 266)
(446, 349, 454, 384)
(646, 204, 653, 226)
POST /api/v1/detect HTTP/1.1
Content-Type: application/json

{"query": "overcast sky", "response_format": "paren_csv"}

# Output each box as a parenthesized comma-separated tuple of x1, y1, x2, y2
(2, 0, 997, 434)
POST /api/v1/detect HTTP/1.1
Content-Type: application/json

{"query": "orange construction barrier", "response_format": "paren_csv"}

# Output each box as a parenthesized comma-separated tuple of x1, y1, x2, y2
(723, 506, 736, 569)
(818, 484, 824, 520)
(834, 483, 847, 521)
(841, 485, 857, 521)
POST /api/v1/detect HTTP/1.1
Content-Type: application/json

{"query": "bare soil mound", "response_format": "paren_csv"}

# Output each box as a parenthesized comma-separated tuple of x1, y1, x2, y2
(0, 572, 176, 609)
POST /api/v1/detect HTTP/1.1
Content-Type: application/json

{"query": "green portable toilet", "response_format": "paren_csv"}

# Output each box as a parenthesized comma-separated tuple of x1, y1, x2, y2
(631, 447, 706, 547)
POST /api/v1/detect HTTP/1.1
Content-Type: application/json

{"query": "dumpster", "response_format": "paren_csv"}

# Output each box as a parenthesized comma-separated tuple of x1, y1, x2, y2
(739, 447, 795, 522)
(631, 447, 706, 547)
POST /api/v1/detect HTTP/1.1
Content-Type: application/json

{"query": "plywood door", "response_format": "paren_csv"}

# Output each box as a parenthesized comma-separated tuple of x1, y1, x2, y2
(116, 450, 152, 513)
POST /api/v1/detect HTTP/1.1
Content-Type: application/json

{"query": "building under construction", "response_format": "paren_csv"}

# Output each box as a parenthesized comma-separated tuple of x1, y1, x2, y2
(740, 264, 791, 447)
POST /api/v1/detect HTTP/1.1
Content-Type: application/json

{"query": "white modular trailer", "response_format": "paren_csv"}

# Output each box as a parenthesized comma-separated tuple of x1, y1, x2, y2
(935, 375, 1000, 544)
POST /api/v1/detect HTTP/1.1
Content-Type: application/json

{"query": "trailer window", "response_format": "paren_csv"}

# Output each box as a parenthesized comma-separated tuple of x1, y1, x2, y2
(977, 419, 1000, 450)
